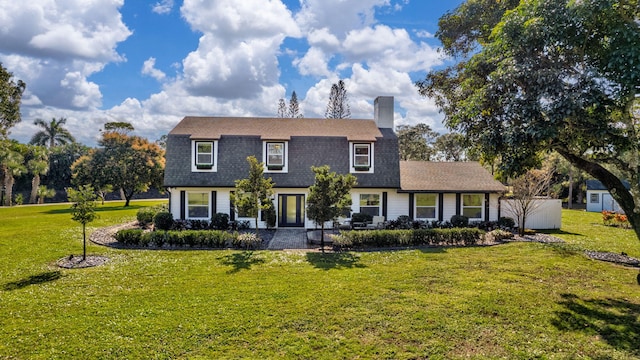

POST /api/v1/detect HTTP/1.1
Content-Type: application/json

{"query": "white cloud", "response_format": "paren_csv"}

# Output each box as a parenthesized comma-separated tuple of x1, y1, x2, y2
(293, 47, 332, 77)
(152, 0, 174, 15)
(295, 0, 390, 36)
(415, 30, 434, 38)
(142, 57, 167, 81)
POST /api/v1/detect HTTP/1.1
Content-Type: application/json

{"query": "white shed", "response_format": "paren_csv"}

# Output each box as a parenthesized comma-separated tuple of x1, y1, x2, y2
(585, 180, 627, 213)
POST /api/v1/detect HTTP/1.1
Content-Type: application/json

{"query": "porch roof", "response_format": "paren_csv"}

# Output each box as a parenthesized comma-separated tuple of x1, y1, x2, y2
(399, 161, 506, 193)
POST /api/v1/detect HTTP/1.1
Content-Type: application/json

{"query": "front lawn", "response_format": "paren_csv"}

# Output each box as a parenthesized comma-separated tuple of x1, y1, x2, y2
(0, 204, 639, 359)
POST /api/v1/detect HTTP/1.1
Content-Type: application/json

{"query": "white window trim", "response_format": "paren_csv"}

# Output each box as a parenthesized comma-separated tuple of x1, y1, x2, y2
(358, 193, 381, 216)
(186, 191, 211, 220)
(349, 142, 374, 174)
(191, 140, 218, 172)
(263, 141, 288, 173)
(415, 193, 438, 221)
(461, 193, 484, 221)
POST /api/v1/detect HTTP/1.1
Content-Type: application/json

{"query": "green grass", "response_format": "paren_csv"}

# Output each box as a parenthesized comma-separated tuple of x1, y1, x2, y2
(1, 205, 639, 359)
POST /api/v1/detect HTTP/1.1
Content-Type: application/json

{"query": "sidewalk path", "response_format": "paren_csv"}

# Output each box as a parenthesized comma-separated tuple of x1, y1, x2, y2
(267, 229, 311, 250)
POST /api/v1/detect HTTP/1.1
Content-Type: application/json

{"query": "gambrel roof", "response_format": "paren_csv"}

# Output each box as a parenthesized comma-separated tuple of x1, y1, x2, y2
(399, 161, 505, 193)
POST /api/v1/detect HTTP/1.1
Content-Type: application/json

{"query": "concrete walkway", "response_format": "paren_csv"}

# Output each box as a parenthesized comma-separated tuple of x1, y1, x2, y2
(267, 229, 311, 250)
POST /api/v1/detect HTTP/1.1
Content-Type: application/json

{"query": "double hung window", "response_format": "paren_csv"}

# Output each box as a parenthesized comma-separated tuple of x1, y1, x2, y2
(266, 142, 285, 169)
(415, 194, 437, 220)
(462, 194, 483, 220)
(359, 194, 380, 216)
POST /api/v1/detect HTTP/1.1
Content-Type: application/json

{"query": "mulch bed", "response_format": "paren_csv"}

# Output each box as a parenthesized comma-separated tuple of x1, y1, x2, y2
(57, 255, 110, 269)
(584, 251, 640, 268)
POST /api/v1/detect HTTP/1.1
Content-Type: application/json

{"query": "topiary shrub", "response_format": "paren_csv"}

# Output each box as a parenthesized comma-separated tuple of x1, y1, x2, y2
(498, 217, 516, 229)
(211, 213, 230, 230)
(450, 214, 469, 228)
(153, 211, 174, 231)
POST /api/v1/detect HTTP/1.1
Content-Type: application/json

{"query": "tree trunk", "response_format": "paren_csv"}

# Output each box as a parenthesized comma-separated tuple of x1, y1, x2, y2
(254, 215, 260, 239)
(119, 188, 126, 202)
(320, 222, 325, 253)
(567, 168, 573, 209)
(556, 149, 640, 240)
(82, 223, 87, 261)
(4, 175, 14, 206)
(30, 174, 40, 204)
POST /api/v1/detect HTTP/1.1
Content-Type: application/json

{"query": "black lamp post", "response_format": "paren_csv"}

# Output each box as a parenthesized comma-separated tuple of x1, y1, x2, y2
(0, 185, 5, 207)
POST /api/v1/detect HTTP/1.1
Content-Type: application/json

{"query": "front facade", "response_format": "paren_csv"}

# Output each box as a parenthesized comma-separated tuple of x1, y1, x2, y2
(586, 179, 628, 213)
(164, 97, 505, 228)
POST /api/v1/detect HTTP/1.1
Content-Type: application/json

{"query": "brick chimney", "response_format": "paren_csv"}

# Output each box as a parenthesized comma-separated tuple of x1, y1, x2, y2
(374, 96, 394, 129)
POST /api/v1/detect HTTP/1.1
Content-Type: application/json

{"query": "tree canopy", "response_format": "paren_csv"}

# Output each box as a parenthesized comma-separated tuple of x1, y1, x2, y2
(30, 118, 75, 148)
(0, 63, 26, 139)
(306, 165, 357, 251)
(72, 126, 165, 206)
(231, 156, 275, 237)
(419, 0, 640, 239)
(397, 124, 439, 161)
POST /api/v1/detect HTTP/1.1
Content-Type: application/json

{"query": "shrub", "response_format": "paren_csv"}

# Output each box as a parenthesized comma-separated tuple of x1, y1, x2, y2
(154, 211, 174, 231)
(144, 231, 168, 247)
(233, 232, 261, 249)
(334, 228, 485, 249)
(498, 217, 516, 229)
(236, 220, 251, 230)
(351, 213, 373, 223)
(263, 206, 276, 229)
(14, 193, 23, 205)
(136, 208, 156, 227)
(211, 213, 230, 230)
(115, 229, 144, 245)
(486, 229, 514, 242)
(450, 215, 469, 228)
(189, 219, 209, 230)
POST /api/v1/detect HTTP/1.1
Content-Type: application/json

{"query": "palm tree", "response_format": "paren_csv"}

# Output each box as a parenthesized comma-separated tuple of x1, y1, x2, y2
(30, 117, 75, 148)
(26, 145, 49, 204)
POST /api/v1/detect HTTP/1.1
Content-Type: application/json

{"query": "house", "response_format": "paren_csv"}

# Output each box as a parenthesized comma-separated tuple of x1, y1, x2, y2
(164, 96, 506, 228)
(586, 179, 629, 213)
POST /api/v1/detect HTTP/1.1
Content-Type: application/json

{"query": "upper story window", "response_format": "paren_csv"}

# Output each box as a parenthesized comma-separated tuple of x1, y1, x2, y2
(415, 193, 437, 220)
(264, 141, 288, 172)
(462, 194, 483, 220)
(590, 193, 599, 203)
(350, 143, 374, 173)
(192, 140, 217, 172)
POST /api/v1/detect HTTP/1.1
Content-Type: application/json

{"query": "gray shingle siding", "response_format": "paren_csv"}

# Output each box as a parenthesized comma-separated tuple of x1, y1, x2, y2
(164, 128, 401, 189)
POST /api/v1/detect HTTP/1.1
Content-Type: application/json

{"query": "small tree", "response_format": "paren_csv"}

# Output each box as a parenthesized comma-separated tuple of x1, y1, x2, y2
(231, 156, 275, 238)
(36, 185, 55, 204)
(306, 165, 357, 252)
(277, 98, 287, 118)
(288, 91, 303, 118)
(68, 185, 98, 261)
(503, 169, 553, 236)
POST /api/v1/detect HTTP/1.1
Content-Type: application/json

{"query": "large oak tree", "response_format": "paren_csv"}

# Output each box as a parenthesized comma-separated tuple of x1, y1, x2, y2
(419, 0, 640, 239)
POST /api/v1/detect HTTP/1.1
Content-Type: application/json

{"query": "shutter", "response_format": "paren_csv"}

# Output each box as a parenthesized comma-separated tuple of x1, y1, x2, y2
(484, 193, 490, 222)
(408, 193, 414, 220)
(438, 193, 444, 222)
(180, 191, 186, 220)
(455, 193, 461, 216)
(211, 191, 217, 216)
(382, 192, 388, 219)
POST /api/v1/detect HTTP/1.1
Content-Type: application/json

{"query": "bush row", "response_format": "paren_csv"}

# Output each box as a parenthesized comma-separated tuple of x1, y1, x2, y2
(332, 228, 487, 250)
(114, 229, 261, 249)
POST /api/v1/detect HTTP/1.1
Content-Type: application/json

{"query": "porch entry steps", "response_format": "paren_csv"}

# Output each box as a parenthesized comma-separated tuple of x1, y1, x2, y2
(267, 229, 311, 250)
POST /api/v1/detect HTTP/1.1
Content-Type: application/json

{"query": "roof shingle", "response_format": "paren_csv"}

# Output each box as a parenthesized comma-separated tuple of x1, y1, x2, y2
(169, 116, 383, 141)
(400, 161, 505, 192)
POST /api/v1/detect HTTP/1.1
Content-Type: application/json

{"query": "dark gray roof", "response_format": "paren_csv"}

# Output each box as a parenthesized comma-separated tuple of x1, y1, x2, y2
(586, 179, 630, 190)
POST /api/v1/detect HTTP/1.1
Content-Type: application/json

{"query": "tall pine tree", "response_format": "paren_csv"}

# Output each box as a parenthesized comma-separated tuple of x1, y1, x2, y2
(325, 80, 351, 119)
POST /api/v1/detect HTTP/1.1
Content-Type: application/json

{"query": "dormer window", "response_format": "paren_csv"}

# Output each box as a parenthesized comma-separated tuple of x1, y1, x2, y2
(350, 143, 373, 173)
(192, 140, 217, 172)
(264, 141, 287, 172)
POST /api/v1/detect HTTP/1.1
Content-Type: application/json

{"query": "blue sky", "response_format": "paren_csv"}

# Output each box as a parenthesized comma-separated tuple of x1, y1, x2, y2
(0, 0, 464, 146)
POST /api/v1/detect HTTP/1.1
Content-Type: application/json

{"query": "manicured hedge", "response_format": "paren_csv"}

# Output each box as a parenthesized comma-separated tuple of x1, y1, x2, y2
(332, 228, 486, 250)
(115, 229, 236, 248)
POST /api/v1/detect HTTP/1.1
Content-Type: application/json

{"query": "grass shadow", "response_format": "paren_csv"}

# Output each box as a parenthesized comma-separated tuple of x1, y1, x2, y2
(219, 251, 265, 274)
(552, 293, 640, 356)
(44, 204, 148, 215)
(3, 271, 63, 291)
(305, 252, 366, 270)
(539, 229, 585, 237)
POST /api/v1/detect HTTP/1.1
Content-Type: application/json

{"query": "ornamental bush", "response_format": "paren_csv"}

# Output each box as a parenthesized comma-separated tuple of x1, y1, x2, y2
(153, 211, 174, 231)
(233, 232, 262, 249)
(115, 229, 236, 248)
(333, 228, 485, 250)
(211, 213, 230, 230)
(450, 215, 469, 228)
(115, 229, 143, 245)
